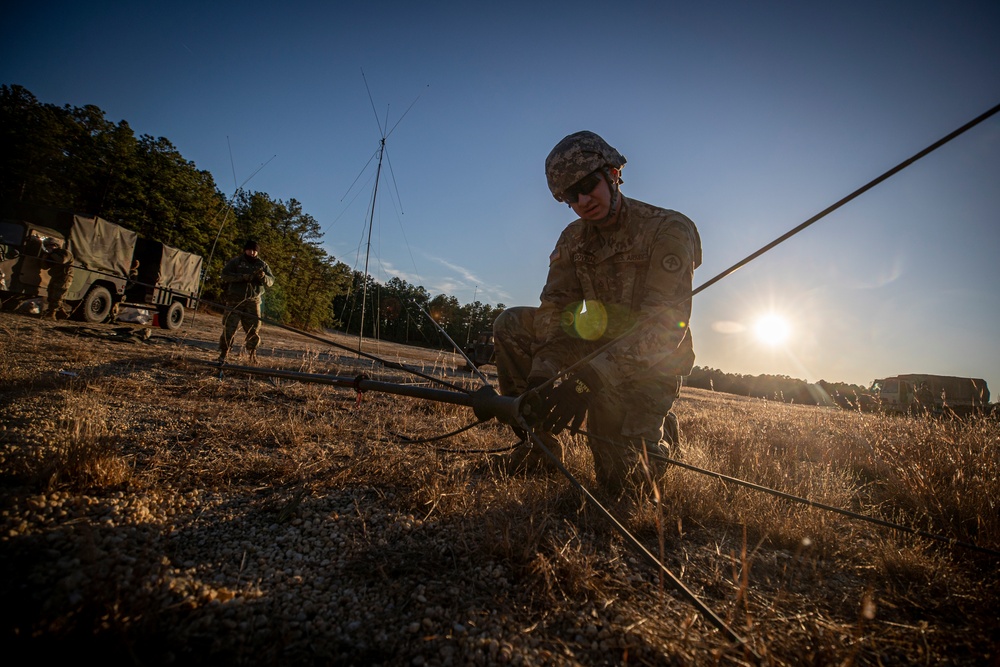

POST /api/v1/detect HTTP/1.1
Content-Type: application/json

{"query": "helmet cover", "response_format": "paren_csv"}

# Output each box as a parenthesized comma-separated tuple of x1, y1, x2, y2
(545, 131, 627, 200)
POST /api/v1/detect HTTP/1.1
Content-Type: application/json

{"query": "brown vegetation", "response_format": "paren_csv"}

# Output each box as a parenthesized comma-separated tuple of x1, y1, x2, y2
(1, 310, 997, 665)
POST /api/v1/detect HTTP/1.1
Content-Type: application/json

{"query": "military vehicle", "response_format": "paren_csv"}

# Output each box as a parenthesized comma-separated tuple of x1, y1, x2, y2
(463, 330, 496, 371)
(870, 374, 990, 416)
(0, 203, 202, 329)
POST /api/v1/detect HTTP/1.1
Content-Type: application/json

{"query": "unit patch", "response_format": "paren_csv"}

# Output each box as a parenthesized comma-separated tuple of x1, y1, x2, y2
(661, 254, 683, 272)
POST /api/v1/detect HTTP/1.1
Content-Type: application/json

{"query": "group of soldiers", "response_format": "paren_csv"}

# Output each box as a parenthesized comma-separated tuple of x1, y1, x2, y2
(0, 237, 75, 319)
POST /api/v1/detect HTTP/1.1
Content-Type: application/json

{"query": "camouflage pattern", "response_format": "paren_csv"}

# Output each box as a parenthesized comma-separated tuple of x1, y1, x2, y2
(218, 253, 275, 355)
(545, 131, 627, 201)
(220, 300, 263, 355)
(494, 194, 702, 494)
(533, 196, 702, 386)
(220, 254, 275, 303)
(44, 247, 75, 319)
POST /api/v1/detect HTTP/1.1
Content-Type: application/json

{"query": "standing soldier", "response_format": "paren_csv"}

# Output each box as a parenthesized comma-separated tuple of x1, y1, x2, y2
(493, 131, 702, 496)
(43, 239, 75, 320)
(217, 240, 275, 364)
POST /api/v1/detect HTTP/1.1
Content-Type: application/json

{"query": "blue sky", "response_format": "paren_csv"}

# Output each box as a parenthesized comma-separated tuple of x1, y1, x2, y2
(3, 1, 998, 393)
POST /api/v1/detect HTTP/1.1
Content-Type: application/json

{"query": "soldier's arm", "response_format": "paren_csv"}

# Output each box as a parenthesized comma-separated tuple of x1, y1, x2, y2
(260, 262, 276, 288)
(529, 231, 582, 379)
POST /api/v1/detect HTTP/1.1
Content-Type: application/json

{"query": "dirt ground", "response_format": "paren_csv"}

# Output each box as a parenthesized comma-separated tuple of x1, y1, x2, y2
(1, 306, 997, 666)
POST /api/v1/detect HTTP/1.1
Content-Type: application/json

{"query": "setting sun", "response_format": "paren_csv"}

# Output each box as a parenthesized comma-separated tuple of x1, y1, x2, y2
(753, 314, 791, 346)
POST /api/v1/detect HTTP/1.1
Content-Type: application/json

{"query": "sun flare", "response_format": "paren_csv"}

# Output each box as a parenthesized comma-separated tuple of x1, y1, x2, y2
(753, 314, 791, 346)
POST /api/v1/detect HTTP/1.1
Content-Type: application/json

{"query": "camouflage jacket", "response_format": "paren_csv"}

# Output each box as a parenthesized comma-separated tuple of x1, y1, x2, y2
(532, 196, 702, 388)
(221, 254, 275, 303)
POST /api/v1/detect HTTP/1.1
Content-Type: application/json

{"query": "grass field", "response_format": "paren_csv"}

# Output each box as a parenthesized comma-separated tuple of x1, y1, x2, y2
(1, 309, 997, 665)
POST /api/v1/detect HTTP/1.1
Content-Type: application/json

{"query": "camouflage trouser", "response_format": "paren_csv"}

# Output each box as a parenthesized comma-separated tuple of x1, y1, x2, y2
(45, 286, 71, 318)
(220, 298, 262, 353)
(494, 306, 681, 494)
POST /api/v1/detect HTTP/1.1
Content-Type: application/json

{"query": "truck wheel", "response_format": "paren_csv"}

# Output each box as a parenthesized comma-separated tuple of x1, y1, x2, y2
(159, 302, 185, 330)
(79, 286, 113, 323)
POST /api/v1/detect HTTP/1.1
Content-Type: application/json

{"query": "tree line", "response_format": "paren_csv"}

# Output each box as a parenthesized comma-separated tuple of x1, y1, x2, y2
(686, 366, 870, 408)
(0, 84, 502, 346)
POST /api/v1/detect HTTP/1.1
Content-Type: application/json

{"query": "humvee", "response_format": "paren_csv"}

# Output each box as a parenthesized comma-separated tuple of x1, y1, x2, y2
(463, 330, 496, 371)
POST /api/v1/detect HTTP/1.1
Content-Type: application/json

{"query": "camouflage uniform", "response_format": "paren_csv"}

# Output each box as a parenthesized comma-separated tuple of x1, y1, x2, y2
(496, 134, 702, 493)
(218, 252, 275, 360)
(0, 242, 18, 291)
(44, 247, 75, 319)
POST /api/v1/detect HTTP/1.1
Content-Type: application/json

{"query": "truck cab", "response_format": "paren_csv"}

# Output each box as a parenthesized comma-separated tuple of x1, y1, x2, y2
(0, 220, 67, 298)
(871, 378, 914, 414)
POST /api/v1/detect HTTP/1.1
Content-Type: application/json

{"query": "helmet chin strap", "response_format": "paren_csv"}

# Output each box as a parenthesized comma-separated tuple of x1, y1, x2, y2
(593, 167, 620, 225)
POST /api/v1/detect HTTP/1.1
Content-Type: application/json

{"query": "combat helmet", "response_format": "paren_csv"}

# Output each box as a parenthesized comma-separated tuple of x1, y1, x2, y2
(545, 131, 627, 202)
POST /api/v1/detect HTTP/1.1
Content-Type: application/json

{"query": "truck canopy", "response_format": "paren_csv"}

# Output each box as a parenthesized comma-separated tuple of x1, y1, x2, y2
(893, 374, 989, 406)
(68, 213, 137, 280)
(131, 238, 203, 304)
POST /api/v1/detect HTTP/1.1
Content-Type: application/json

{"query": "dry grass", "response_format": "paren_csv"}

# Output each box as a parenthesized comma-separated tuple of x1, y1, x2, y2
(0, 310, 997, 665)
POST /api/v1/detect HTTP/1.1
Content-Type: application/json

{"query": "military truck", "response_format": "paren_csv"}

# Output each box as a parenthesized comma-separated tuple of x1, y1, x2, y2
(870, 374, 990, 416)
(0, 203, 202, 330)
(463, 330, 496, 371)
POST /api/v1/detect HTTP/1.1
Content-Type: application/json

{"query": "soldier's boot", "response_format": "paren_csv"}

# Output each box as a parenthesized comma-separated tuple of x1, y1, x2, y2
(663, 411, 681, 458)
(494, 430, 562, 475)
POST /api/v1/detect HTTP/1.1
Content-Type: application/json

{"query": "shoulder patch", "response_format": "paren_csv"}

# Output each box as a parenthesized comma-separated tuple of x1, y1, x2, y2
(549, 247, 562, 264)
(661, 254, 683, 272)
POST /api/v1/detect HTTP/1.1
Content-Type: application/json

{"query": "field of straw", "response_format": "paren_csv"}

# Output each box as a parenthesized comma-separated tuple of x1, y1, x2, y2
(1, 308, 997, 666)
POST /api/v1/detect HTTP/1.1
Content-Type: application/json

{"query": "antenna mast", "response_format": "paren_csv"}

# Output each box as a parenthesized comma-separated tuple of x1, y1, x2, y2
(353, 71, 426, 353)
(359, 135, 386, 352)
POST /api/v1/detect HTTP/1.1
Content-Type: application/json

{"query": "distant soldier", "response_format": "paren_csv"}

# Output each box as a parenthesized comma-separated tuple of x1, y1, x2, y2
(43, 240, 75, 320)
(217, 240, 275, 364)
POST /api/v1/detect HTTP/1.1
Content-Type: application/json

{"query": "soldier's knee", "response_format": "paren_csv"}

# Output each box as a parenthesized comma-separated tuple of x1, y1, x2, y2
(493, 306, 536, 339)
(492, 308, 517, 338)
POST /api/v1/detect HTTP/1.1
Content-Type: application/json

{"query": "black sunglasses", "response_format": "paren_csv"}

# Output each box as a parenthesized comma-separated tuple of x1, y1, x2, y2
(559, 169, 604, 204)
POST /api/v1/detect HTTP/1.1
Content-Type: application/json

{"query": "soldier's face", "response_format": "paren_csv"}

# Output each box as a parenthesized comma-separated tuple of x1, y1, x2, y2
(568, 171, 615, 224)
(244, 249, 258, 258)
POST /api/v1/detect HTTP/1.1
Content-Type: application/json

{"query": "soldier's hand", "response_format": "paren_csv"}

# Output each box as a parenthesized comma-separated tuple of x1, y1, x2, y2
(538, 366, 603, 435)
(520, 375, 551, 426)
(251, 269, 266, 285)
